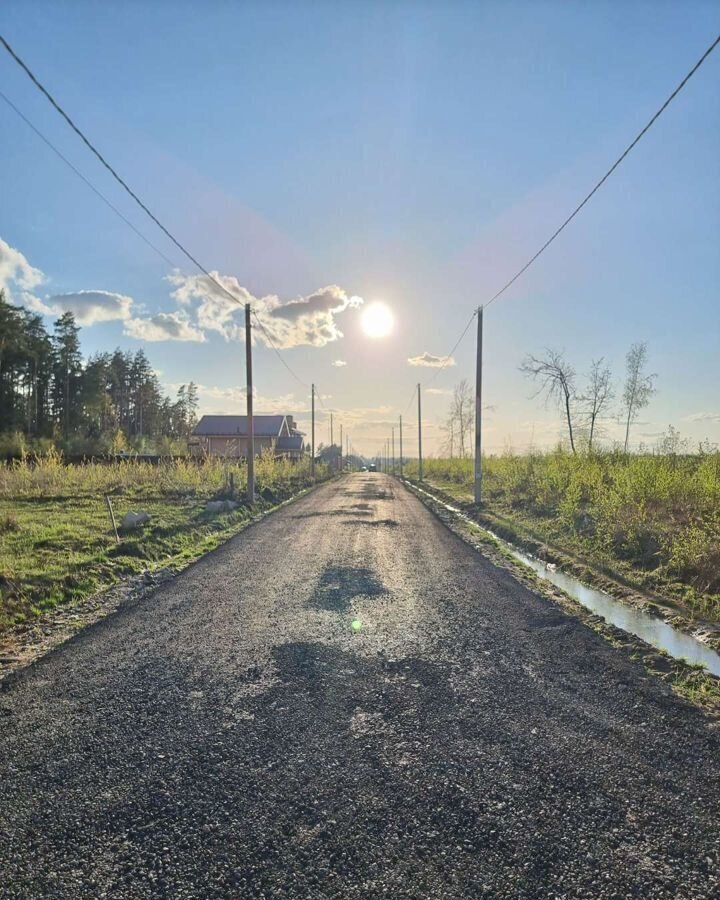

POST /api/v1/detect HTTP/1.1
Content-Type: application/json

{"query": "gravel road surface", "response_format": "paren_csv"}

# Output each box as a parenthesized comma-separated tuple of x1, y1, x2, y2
(1, 474, 718, 899)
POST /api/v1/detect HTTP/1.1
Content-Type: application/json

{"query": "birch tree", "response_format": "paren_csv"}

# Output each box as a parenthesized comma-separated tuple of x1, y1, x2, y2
(622, 342, 656, 452)
(580, 358, 614, 451)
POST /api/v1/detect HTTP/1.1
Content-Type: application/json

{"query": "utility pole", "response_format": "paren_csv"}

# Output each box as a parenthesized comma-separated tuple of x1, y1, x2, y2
(311, 383, 316, 478)
(339, 423, 343, 472)
(474, 305, 483, 505)
(346, 433, 349, 471)
(399, 415, 403, 478)
(417, 383, 423, 481)
(330, 412, 334, 448)
(391, 427, 395, 476)
(245, 303, 255, 504)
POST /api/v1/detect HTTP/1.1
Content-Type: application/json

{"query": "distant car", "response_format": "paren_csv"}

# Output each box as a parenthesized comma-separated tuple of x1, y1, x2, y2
(368, 463, 377, 472)
(361, 466, 368, 472)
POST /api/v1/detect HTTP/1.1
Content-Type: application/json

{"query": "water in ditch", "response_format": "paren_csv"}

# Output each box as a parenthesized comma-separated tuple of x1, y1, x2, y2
(414, 485, 720, 676)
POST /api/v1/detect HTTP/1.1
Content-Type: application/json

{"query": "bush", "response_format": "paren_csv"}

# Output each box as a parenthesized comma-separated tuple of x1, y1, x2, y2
(406, 448, 720, 612)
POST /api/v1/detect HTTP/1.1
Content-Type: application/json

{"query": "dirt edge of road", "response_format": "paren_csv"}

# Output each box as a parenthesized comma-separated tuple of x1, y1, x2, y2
(404, 479, 720, 718)
(0, 481, 328, 685)
(409, 479, 720, 650)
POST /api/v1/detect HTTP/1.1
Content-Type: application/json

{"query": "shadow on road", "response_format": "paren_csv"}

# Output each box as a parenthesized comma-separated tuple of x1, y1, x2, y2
(309, 565, 387, 613)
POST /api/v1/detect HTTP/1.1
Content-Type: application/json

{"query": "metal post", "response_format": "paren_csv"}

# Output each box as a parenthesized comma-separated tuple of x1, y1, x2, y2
(417, 383, 423, 481)
(245, 303, 255, 503)
(311, 383, 316, 478)
(474, 305, 483, 504)
(105, 494, 120, 544)
(399, 415, 403, 478)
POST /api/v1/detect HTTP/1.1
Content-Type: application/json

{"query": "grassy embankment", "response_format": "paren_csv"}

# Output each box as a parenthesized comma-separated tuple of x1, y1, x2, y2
(0, 451, 328, 632)
(405, 450, 720, 622)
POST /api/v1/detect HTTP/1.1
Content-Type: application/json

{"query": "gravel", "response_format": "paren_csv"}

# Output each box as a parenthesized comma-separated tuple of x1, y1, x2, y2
(1, 473, 718, 899)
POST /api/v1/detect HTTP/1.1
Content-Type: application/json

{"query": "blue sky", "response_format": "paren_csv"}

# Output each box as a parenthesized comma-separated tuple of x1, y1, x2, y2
(1, 1, 718, 454)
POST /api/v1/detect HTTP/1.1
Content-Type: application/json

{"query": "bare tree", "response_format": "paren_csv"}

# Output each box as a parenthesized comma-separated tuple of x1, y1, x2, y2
(520, 349, 577, 453)
(442, 411, 455, 458)
(452, 379, 474, 458)
(622, 342, 656, 452)
(580, 358, 614, 451)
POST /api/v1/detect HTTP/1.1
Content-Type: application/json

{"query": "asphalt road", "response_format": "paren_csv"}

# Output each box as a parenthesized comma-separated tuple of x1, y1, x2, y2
(1, 474, 718, 899)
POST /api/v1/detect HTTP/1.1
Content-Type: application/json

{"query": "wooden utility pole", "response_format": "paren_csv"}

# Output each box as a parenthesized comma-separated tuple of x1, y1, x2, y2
(399, 415, 403, 478)
(245, 303, 255, 504)
(311, 383, 316, 478)
(417, 383, 423, 481)
(474, 305, 483, 505)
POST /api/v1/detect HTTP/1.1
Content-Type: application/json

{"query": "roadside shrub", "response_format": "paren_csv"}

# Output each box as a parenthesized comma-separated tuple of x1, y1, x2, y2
(406, 447, 720, 606)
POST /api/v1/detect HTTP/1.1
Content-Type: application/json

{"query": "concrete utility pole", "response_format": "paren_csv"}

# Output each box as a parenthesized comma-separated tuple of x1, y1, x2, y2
(417, 383, 423, 481)
(311, 383, 316, 478)
(339, 424, 343, 472)
(474, 305, 483, 505)
(245, 303, 255, 504)
(399, 415, 403, 478)
(391, 428, 395, 475)
(330, 412, 333, 448)
(346, 433, 349, 471)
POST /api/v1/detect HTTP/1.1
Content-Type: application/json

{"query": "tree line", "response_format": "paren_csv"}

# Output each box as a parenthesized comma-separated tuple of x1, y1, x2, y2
(0, 290, 198, 455)
(441, 341, 657, 456)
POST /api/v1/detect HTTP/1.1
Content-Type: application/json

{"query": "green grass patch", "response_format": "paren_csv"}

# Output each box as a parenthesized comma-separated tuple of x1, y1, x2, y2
(406, 449, 720, 621)
(0, 453, 328, 631)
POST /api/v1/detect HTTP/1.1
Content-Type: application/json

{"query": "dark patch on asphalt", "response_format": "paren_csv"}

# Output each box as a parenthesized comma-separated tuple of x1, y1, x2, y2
(309, 564, 386, 613)
(291, 508, 373, 519)
(344, 518, 400, 529)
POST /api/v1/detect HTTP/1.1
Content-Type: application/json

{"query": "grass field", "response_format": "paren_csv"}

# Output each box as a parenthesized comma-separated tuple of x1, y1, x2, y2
(0, 451, 327, 632)
(405, 450, 720, 621)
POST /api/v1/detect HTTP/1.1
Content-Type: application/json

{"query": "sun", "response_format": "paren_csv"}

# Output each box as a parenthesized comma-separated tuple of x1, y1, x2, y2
(361, 301, 394, 339)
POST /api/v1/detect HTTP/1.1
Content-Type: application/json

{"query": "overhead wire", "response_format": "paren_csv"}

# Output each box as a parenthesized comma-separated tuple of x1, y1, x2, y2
(4, 29, 718, 422)
(1, 34, 313, 394)
(0, 89, 179, 270)
(402, 32, 720, 402)
(483, 32, 720, 310)
(0, 34, 248, 311)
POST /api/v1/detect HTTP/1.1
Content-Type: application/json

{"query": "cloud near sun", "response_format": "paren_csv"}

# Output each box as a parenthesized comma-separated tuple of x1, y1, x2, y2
(0, 237, 362, 348)
(407, 352, 456, 368)
(167, 271, 363, 349)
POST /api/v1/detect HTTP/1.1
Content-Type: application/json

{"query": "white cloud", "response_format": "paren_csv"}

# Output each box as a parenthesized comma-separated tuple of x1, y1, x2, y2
(0, 238, 45, 296)
(682, 411, 720, 424)
(408, 352, 456, 368)
(124, 312, 206, 343)
(332, 359, 347, 367)
(426, 387, 452, 395)
(167, 271, 363, 349)
(44, 290, 134, 324)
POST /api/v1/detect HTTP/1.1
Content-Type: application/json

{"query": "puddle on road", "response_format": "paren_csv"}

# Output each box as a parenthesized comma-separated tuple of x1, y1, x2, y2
(412, 484, 720, 676)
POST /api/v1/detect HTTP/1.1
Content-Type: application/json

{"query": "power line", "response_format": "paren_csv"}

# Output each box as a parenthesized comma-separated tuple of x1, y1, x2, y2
(251, 310, 309, 388)
(0, 33, 248, 311)
(428, 309, 477, 384)
(484, 32, 720, 309)
(0, 89, 179, 270)
(1, 36, 311, 391)
(402, 383, 417, 417)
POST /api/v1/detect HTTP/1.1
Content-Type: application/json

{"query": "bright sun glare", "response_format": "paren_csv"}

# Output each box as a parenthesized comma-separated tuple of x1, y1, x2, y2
(361, 301, 394, 339)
